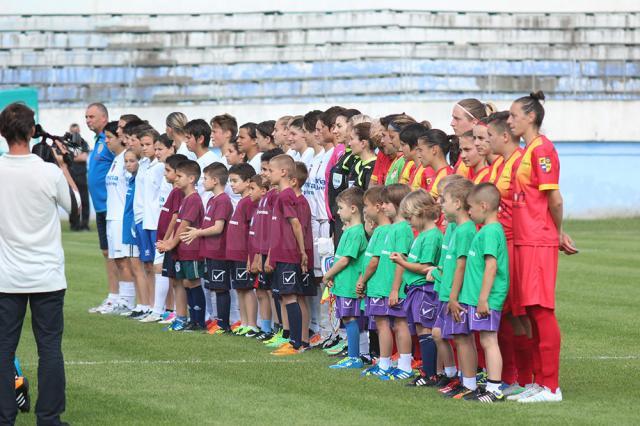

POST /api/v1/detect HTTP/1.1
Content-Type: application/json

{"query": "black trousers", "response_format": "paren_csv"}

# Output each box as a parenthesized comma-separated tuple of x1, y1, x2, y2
(0, 290, 66, 426)
(69, 165, 89, 230)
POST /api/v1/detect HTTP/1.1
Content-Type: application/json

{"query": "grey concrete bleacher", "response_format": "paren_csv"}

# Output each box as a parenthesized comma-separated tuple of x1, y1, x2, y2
(0, 9, 637, 105)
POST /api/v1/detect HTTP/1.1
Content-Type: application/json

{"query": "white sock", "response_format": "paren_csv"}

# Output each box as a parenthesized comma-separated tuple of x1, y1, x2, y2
(118, 281, 135, 307)
(486, 380, 501, 394)
(398, 353, 412, 373)
(230, 289, 240, 323)
(379, 357, 392, 371)
(310, 293, 321, 333)
(107, 293, 119, 302)
(359, 331, 370, 355)
(444, 366, 458, 378)
(202, 280, 213, 321)
(462, 376, 477, 391)
(152, 274, 169, 315)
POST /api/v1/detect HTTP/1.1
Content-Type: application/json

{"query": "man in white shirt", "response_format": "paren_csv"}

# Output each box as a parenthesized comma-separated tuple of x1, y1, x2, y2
(0, 103, 71, 425)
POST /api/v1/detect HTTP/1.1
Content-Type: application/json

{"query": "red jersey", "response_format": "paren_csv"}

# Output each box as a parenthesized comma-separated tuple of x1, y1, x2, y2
(225, 196, 258, 262)
(456, 163, 490, 184)
(200, 192, 233, 260)
(491, 148, 523, 241)
(488, 156, 505, 183)
(256, 188, 278, 255)
(248, 204, 260, 260)
(426, 165, 454, 199)
(512, 135, 560, 246)
(370, 151, 393, 185)
(176, 192, 204, 261)
(269, 187, 302, 264)
(157, 187, 183, 241)
(399, 160, 416, 185)
(297, 194, 314, 267)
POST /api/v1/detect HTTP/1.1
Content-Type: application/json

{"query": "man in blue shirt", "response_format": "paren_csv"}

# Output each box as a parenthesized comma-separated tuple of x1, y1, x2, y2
(85, 103, 119, 313)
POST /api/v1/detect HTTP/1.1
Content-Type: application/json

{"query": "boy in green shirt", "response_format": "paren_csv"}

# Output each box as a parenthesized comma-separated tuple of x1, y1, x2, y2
(458, 183, 509, 403)
(389, 189, 443, 386)
(323, 187, 368, 369)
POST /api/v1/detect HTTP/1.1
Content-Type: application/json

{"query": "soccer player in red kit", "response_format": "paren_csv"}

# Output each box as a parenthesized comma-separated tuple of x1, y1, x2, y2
(507, 91, 577, 403)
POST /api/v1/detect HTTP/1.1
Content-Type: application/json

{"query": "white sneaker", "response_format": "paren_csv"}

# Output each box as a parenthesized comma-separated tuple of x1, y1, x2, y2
(88, 299, 109, 313)
(103, 304, 132, 315)
(518, 387, 562, 403)
(96, 301, 116, 314)
(139, 313, 162, 323)
(507, 383, 543, 401)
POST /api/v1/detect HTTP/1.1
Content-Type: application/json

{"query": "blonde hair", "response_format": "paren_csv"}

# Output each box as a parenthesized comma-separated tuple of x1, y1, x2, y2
(400, 189, 440, 221)
(437, 173, 465, 197)
(166, 112, 188, 135)
(349, 114, 372, 126)
(456, 99, 497, 121)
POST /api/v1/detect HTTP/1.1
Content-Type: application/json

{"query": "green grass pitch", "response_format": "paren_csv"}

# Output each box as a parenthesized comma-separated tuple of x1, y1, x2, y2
(13, 218, 640, 425)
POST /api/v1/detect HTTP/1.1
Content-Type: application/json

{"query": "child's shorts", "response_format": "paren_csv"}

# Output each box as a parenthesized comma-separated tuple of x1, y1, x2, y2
(107, 220, 139, 259)
(175, 259, 204, 281)
(335, 296, 361, 318)
(161, 250, 177, 278)
(404, 284, 439, 329)
(300, 270, 317, 296)
(468, 305, 502, 332)
(257, 255, 273, 290)
(441, 302, 471, 339)
(230, 260, 253, 290)
(273, 262, 303, 295)
(432, 300, 448, 331)
(135, 223, 156, 263)
(364, 296, 406, 318)
(203, 259, 231, 291)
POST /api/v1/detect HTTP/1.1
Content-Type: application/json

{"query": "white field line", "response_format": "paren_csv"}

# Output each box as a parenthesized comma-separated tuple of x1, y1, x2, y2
(19, 355, 639, 367)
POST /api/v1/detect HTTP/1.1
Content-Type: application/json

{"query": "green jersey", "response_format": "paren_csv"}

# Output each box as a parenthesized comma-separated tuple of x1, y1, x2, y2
(459, 222, 509, 311)
(363, 224, 392, 296)
(368, 220, 414, 298)
(403, 227, 443, 288)
(433, 223, 456, 294)
(384, 155, 406, 185)
(332, 224, 368, 299)
(438, 220, 476, 302)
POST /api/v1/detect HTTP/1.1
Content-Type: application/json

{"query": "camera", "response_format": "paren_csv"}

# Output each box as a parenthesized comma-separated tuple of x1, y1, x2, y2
(32, 124, 85, 166)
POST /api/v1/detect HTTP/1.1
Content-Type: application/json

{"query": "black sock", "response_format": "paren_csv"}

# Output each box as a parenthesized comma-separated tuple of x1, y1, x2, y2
(216, 291, 231, 330)
(369, 330, 380, 356)
(285, 302, 302, 349)
(282, 329, 290, 339)
(419, 334, 437, 377)
(191, 285, 206, 327)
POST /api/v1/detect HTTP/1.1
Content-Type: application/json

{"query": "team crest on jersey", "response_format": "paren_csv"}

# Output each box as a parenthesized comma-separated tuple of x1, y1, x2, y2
(539, 157, 552, 173)
(425, 177, 432, 186)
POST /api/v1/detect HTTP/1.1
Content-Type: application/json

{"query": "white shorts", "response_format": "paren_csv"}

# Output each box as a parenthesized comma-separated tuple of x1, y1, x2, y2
(153, 249, 165, 265)
(312, 219, 331, 276)
(107, 220, 139, 259)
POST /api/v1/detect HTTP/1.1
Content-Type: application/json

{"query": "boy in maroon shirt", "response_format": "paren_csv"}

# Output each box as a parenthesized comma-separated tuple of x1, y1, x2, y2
(224, 163, 259, 336)
(157, 160, 205, 331)
(180, 162, 234, 334)
(293, 162, 316, 349)
(266, 155, 308, 356)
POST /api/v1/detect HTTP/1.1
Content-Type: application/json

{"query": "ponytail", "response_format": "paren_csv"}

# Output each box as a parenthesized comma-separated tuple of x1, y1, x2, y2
(448, 134, 460, 166)
(514, 90, 546, 128)
(420, 129, 458, 165)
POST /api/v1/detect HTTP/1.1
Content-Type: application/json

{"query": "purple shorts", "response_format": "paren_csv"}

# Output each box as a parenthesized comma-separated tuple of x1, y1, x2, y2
(404, 285, 439, 329)
(364, 296, 407, 318)
(432, 300, 448, 331)
(335, 296, 361, 319)
(468, 305, 502, 332)
(441, 303, 471, 339)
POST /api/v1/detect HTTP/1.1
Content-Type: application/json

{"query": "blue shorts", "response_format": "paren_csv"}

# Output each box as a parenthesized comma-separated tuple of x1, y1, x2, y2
(135, 222, 156, 263)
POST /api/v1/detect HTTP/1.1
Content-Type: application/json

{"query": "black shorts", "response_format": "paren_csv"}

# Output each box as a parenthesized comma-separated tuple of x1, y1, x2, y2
(203, 259, 231, 291)
(230, 260, 254, 290)
(300, 270, 318, 297)
(274, 262, 303, 295)
(257, 254, 273, 290)
(161, 250, 176, 278)
(96, 211, 108, 251)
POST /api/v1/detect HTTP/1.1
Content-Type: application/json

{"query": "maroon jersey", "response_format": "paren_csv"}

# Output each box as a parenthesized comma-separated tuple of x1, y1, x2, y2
(225, 196, 258, 262)
(297, 194, 313, 268)
(157, 187, 184, 241)
(176, 192, 204, 261)
(257, 188, 278, 255)
(248, 205, 260, 261)
(200, 192, 233, 260)
(269, 187, 301, 264)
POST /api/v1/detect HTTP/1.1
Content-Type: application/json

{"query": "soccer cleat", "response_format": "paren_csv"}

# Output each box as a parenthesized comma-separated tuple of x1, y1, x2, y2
(518, 387, 562, 403)
(359, 353, 373, 365)
(451, 387, 476, 400)
(245, 328, 261, 338)
(88, 298, 109, 313)
(15, 376, 30, 413)
(476, 370, 488, 386)
(139, 313, 162, 323)
(263, 329, 283, 345)
(439, 377, 461, 394)
(360, 365, 383, 377)
(266, 335, 290, 348)
(330, 347, 349, 358)
(501, 383, 526, 397)
(390, 352, 399, 363)
(507, 383, 543, 401)
(133, 310, 151, 320)
(475, 390, 505, 403)
(463, 388, 485, 401)
(181, 322, 205, 332)
(442, 383, 465, 398)
(230, 321, 242, 331)
(406, 373, 440, 387)
(320, 334, 342, 350)
(329, 357, 364, 369)
(105, 304, 133, 315)
(255, 331, 273, 341)
(167, 318, 188, 331)
(411, 359, 422, 371)
(324, 339, 347, 355)
(309, 333, 324, 347)
(234, 326, 250, 336)
(379, 368, 415, 381)
(271, 342, 302, 356)
(158, 312, 176, 324)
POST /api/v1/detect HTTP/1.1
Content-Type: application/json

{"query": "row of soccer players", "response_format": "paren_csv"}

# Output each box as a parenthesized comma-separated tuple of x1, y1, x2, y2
(90, 90, 573, 403)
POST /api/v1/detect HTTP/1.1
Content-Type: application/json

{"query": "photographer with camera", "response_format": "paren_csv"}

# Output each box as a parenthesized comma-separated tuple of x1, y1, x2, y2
(68, 123, 91, 231)
(0, 103, 69, 425)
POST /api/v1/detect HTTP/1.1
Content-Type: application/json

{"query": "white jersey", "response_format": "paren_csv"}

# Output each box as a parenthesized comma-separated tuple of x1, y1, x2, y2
(247, 152, 263, 175)
(286, 148, 300, 161)
(196, 150, 221, 207)
(303, 149, 325, 220)
(176, 141, 197, 160)
(314, 147, 333, 222)
(158, 178, 173, 211)
(298, 147, 315, 168)
(105, 151, 129, 221)
(142, 159, 165, 230)
(133, 157, 149, 223)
